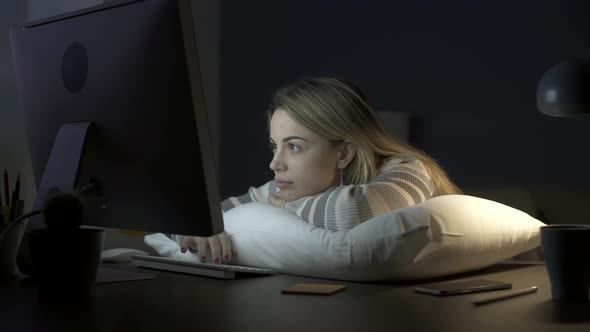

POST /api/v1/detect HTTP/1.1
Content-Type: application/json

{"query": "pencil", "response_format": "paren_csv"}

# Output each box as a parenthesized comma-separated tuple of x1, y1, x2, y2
(473, 286, 538, 305)
(8, 173, 20, 223)
(3, 169, 9, 207)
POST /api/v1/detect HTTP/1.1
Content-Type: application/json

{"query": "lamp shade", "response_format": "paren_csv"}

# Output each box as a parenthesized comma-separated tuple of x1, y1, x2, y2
(536, 60, 590, 117)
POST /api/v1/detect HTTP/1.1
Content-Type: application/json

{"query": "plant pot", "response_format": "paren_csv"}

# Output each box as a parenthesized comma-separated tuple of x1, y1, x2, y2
(28, 227, 104, 298)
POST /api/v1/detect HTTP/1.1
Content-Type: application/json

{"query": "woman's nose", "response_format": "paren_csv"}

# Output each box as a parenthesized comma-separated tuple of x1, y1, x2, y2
(269, 152, 286, 171)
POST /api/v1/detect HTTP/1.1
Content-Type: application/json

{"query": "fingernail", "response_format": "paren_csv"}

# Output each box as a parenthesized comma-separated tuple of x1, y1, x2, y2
(181, 247, 187, 253)
(214, 258, 220, 264)
(224, 255, 229, 261)
(200, 256, 206, 263)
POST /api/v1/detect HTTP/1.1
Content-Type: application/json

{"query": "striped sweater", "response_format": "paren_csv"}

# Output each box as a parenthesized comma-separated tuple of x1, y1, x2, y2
(221, 155, 434, 231)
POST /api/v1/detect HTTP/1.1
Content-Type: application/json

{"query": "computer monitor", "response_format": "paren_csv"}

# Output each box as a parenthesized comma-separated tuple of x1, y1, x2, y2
(9, 0, 223, 237)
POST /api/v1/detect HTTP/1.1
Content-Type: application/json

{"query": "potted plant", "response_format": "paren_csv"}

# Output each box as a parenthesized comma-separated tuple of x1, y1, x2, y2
(27, 188, 104, 298)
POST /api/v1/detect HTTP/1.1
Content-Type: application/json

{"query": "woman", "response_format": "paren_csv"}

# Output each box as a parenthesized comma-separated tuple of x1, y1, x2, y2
(179, 77, 461, 264)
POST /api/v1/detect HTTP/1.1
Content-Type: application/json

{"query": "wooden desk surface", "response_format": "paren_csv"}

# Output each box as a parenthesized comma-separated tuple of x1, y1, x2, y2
(1, 261, 590, 332)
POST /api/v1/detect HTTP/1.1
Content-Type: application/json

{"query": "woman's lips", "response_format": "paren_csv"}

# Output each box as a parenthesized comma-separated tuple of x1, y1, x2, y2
(275, 181, 292, 189)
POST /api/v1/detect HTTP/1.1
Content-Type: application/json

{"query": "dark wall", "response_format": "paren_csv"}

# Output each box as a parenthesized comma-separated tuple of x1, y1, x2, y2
(220, 0, 590, 198)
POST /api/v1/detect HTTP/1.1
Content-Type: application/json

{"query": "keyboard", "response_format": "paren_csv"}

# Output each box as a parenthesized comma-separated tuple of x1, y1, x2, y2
(131, 255, 277, 280)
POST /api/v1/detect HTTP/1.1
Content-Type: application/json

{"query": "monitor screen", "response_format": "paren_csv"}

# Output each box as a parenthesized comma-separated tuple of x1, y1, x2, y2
(10, 0, 223, 237)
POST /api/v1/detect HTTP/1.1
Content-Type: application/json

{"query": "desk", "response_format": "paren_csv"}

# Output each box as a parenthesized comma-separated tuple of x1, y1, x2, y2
(1, 261, 590, 332)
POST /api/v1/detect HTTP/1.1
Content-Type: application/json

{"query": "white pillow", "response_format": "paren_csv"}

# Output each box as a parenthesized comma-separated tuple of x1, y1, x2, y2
(219, 194, 545, 281)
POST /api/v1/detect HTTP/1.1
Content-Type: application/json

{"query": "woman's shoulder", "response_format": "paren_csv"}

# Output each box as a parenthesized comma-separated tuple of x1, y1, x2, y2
(378, 154, 425, 171)
(375, 154, 432, 189)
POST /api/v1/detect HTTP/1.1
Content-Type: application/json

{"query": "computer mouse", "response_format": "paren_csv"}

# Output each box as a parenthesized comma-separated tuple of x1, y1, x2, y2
(100, 248, 150, 263)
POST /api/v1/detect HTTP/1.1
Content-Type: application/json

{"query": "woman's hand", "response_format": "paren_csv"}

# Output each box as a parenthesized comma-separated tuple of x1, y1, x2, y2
(268, 194, 286, 208)
(179, 231, 235, 264)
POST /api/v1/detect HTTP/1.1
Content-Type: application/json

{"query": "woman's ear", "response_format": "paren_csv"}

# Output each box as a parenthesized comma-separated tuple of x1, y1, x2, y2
(337, 141, 356, 169)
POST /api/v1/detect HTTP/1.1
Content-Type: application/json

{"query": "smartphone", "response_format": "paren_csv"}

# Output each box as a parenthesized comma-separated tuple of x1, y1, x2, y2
(414, 279, 512, 296)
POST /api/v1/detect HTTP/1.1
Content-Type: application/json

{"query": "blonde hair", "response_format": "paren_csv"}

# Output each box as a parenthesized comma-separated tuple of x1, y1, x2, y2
(267, 77, 462, 196)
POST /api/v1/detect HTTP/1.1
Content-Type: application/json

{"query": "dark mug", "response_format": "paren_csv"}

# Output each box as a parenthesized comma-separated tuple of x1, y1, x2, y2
(28, 228, 104, 299)
(541, 225, 590, 301)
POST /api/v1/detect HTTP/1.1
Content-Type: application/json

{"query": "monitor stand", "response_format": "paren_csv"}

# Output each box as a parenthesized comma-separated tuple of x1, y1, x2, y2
(17, 121, 94, 276)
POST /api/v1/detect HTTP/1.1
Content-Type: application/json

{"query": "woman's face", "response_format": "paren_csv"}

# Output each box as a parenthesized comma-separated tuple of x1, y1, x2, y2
(269, 109, 341, 203)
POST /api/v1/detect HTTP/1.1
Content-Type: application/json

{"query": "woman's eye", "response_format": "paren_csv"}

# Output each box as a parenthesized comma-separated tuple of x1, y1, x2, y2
(268, 143, 276, 152)
(288, 144, 301, 152)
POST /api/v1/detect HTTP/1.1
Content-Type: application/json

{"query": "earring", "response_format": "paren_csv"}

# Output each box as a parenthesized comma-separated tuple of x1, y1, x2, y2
(340, 168, 344, 186)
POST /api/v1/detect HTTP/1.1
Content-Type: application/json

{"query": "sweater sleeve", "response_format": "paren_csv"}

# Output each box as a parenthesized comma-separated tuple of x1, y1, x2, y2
(220, 180, 277, 213)
(283, 157, 434, 231)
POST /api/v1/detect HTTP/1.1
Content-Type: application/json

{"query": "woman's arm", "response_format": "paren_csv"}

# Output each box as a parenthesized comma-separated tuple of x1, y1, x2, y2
(169, 180, 277, 249)
(283, 158, 434, 231)
(220, 180, 277, 212)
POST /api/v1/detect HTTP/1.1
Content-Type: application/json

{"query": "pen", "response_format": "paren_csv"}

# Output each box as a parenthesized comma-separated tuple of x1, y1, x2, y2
(473, 286, 538, 305)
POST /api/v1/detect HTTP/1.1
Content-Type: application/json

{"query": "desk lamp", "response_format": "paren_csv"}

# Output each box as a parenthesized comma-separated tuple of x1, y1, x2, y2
(537, 60, 590, 116)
